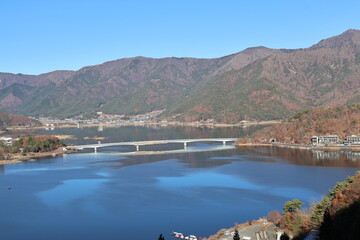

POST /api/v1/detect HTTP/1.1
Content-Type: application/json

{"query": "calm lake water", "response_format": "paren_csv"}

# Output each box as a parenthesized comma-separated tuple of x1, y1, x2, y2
(0, 126, 359, 240)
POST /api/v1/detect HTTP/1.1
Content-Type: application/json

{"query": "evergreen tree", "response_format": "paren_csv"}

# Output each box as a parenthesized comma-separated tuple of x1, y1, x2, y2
(158, 233, 165, 240)
(233, 229, 240, 240)
(282, 199, 304, 214)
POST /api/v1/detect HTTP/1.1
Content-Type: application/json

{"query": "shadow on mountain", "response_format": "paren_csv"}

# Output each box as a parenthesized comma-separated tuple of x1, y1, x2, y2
(318, 200, 360, 240)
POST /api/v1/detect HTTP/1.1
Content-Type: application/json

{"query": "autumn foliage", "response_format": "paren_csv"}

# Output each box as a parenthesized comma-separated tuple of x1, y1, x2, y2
(238, 103, 360, 144)
(318, 172, 360, 240)
(267, 210, 281, 225)
(0, 112, 42, 128)
(11, 135, 65, 153)
(267, 171, 360, 239)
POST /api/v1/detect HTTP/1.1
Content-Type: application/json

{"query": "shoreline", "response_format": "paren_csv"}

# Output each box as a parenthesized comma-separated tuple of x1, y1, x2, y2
(0, 148, 77, 166)
(3, 142, 359, 167)
(5, 120, 281, 130)
(235, 142, 360, 151)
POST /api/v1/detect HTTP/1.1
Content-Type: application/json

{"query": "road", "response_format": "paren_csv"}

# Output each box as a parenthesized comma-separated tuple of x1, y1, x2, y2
(220, 223, 277, 240)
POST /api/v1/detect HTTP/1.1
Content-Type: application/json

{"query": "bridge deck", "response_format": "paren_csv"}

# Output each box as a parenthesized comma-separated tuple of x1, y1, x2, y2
(69, 138, 238, 150)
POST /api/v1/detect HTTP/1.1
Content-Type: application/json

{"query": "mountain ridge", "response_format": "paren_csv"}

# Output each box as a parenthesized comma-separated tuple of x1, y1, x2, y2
(1, 29, 360, 121)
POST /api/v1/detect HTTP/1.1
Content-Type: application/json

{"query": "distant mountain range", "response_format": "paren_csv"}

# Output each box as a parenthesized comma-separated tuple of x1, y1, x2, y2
(1, 29, 360, 122)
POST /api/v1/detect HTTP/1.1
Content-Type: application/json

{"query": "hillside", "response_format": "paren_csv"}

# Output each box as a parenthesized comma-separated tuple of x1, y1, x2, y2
(318, 172, 360, 240)
(236, 103, 360, 144)
(0, 47, 279, 119)
(0, 112, 42, 128)
(167, 29, 360, 122)
(278, 171, 360, 240)
(0, 29, 360, 121)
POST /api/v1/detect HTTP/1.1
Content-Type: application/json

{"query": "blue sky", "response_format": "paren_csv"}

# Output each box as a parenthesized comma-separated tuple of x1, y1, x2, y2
(1, 0, 360, 75)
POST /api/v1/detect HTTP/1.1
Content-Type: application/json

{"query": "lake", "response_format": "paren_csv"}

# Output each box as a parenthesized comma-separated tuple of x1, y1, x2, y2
(0, 125, 359, 240)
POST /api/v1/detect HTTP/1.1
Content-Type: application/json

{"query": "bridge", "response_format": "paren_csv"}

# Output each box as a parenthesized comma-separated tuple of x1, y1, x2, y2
(68, 138, 238, 153)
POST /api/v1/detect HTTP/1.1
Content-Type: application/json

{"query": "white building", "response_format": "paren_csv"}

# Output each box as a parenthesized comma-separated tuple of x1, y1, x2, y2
(344, 135, 360, 144)
(311, 135, 339, 145)
(0, 137, 13, 145)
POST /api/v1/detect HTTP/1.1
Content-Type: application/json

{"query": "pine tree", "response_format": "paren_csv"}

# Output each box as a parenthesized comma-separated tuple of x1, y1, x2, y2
(158, 233, 165, 240)
(233, 229, 240, 240)
(282, 199, 304, 214)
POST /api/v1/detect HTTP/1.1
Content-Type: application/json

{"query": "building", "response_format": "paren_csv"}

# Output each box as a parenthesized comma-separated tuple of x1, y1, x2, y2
(0, 137, 13, 146)
(344, 135, 360, 144)
(311, 136, 319, 145)
(311, 135, 339, 145)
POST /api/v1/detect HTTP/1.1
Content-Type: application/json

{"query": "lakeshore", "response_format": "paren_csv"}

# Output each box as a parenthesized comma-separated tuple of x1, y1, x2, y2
(235, 142, 360, 151)
(3, 141, 360, 167)
(0, 148, 77, 166)
(5, 120, 281, 130)
(2, 130, 360, 166)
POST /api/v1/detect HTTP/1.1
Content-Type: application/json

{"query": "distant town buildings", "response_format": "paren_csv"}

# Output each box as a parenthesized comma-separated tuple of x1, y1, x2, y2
(36, 110, 166, 127)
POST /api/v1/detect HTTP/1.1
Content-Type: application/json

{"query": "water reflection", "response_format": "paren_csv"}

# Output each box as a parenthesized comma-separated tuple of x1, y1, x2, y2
(157, 171, 320, 201)
(111, 145, 235, 156)
(38, 179, 109, 206)
(312, 150, 360, 161)
(237, 146, 360, 168)
(157, 172, 262, 189)
(342, 151, 360, 160)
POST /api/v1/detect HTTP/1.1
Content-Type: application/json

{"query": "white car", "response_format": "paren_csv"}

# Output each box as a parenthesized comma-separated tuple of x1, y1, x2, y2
(240, 236, 251, 240)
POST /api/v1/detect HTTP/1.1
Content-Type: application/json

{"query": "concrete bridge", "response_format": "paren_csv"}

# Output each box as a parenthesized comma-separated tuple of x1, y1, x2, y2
(68, 138, 238, 153)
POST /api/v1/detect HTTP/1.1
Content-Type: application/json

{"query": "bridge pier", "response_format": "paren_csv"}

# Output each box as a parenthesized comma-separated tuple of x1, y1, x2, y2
(136, 145, 139, 151)
(223, 141, 226, 146)
(184, 142, 187, 149)
(94, 147, 97, 153)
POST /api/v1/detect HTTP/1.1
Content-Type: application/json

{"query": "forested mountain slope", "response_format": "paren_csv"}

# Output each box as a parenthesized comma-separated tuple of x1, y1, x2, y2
(1, 29, 359, 122)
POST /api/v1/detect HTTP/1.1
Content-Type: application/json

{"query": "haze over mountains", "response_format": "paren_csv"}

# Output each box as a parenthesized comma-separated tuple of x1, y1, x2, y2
(1, 29, 360, 122)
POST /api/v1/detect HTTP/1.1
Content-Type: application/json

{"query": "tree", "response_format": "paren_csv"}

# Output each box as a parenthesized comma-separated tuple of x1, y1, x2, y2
(233, 229, 240, 240)
(282, 199, 304, 214)
(158, 233, 165, 240)
(268, 210, 281, 225)
(310, 175, 355, 227)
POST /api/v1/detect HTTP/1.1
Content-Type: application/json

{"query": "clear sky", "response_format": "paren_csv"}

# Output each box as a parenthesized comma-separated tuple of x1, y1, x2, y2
(1, 0, 360, 75)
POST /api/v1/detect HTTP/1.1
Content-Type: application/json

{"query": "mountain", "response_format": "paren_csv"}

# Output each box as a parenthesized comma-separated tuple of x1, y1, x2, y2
(167, 29, 360, 121)
(0, 47, 278, 118)
(0, 29, 360, 121)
